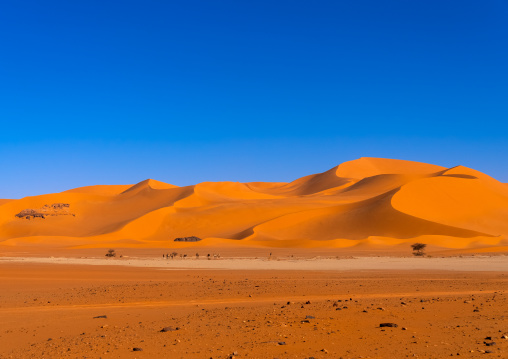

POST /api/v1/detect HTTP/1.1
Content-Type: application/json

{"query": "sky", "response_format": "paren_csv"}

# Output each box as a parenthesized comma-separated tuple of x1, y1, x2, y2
(1, 0, 507, 198)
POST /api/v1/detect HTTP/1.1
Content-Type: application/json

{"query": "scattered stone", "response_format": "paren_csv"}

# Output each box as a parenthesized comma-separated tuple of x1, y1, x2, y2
(321, 348, 328, 353)
(306, 315, 315, 319)
(485, 336, 492, 340)
(132, 347, 143, 351)
(484, 342, 496, 346)
(160, 326, 180, 332)
(501, 335, 508, 339)
(379, 323, 398, 328)
(305, 301, 311, 304)
(301, 320, 311, 323)
(402, 327, 407, 330)
(278, 341, 286, 345)
(93, 315, 107, 319)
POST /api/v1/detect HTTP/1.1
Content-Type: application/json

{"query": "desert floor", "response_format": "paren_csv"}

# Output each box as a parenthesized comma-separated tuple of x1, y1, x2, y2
(0, 254, 507, 358)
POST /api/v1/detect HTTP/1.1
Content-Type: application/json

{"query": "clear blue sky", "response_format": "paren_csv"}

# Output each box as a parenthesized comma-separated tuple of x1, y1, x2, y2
(1, 0, 507, 198)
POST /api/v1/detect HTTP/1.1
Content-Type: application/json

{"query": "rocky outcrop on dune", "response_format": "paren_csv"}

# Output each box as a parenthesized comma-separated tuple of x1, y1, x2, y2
(14, 203, 75, 220)
(174, 236, 202, 242)
(1, 158, 507, 251)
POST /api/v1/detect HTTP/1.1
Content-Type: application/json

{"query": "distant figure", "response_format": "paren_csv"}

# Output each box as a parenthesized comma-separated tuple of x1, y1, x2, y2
(196, 253, 199, 259)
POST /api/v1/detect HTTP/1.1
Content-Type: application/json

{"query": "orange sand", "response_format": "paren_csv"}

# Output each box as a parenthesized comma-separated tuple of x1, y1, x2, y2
(0, 262, 507, 358)
(1, 157, 507, 253)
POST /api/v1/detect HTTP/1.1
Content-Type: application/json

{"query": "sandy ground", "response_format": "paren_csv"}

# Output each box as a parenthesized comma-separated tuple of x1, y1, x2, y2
(0, 257, 507, 358)
(1, 255, 508, 271)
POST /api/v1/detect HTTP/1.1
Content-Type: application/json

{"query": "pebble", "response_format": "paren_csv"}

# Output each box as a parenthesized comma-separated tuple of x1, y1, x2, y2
(379, 323, 398, 328)
(160, 326, 180, 332)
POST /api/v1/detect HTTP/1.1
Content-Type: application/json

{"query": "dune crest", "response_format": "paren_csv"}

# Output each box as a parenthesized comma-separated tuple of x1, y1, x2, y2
(121, 179, 178, 194)
(1, 158, 507, 252)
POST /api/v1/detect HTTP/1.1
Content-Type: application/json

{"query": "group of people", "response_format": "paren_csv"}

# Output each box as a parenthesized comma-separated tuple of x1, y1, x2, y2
(162, 253, 221, 259)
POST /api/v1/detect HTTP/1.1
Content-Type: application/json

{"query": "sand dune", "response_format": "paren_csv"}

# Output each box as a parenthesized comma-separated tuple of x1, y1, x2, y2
(1, 157, 507, 252)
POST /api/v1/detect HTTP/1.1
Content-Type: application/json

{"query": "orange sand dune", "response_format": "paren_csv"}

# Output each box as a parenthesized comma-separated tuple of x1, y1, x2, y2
(1, 158, 507, 252)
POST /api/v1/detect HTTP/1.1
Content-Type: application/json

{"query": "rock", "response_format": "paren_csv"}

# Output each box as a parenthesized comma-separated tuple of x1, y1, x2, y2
(174, 236, 202, 242)
(301, 319, 311, 323)
(160, 326, 180, 332)
(485, 336, 492, 340)
(484, 342, 496, 346)
(379, 323, 398, 328)
(132, 348, 143, 351)
(402, 327, 407, 330)
(502, 335, 508, 339)
(321, 348, 328, 353)
(278, 341, 286, 345)
(305, 301, 311, 304)
(306, 315, 315, 319)
(15, 204, 73, 219)
(93, 315, 107, 319)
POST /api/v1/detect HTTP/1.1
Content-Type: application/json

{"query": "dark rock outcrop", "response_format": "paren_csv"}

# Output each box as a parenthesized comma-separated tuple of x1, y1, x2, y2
(15, 203, 74, 219)
(174, 236, 202, 242)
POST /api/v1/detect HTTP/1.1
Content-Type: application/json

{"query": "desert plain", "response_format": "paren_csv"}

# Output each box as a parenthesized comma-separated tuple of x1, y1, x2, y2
(1, 158, 508, 358)
(0, 252, 507, 359)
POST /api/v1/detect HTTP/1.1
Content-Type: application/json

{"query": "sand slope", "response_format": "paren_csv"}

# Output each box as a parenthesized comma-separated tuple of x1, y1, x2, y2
(1, 157, 507, 251)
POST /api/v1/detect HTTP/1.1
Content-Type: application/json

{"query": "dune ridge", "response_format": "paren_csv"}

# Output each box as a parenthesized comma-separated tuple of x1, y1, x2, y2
(1, 158, 507, 252)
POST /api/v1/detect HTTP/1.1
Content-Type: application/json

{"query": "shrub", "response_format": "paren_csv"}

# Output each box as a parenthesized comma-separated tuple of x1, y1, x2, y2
(105, 249, 116, 257)
(411, 243, 427, 256)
